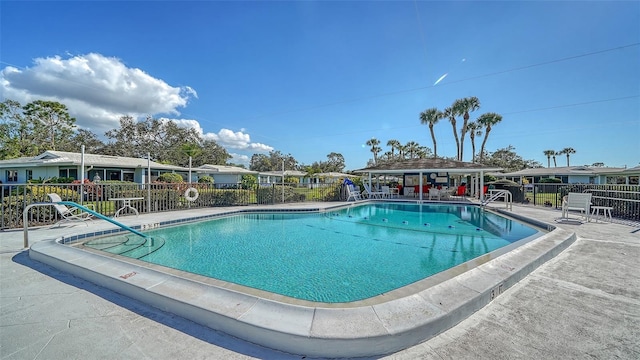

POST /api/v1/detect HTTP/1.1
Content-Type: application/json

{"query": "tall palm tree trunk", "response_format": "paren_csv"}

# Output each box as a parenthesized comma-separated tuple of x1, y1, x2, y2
(429, 125, 437, 157)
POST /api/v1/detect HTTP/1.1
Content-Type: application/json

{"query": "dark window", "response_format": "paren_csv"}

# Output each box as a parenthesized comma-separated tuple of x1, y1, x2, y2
(26, 169, 33, 181)
(123, 172, 134, 182)
(58, 168, 78, 179)
(107, 170, 121, 181)
(6, 170, 18, 182)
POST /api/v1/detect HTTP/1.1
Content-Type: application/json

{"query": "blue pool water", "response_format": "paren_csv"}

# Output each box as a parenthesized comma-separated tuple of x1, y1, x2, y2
(84, 203, 541, 303)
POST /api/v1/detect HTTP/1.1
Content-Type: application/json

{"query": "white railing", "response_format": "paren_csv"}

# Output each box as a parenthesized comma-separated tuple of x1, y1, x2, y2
(482, 189, 512, 210)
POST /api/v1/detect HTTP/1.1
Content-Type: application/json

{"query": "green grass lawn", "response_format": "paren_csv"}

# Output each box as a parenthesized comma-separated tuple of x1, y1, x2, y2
(525, 192, 563, 207)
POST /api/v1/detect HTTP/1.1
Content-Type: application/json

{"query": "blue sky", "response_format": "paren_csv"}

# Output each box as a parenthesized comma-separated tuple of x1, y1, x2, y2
(1, 1, 638, 170)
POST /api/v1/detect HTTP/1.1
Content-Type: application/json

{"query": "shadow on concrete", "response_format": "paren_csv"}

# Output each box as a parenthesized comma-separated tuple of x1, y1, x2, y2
(12, 250, 351, 360)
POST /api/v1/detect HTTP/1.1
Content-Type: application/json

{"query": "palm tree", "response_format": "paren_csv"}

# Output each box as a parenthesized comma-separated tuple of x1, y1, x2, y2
(466, 121, 483, 162)
(543, 150, 556, 168)
(476, 112, 503, 162)
(397, 143, 407, 160)
(454, 97, 480, 161)
(443, 106, 461, 161)
(552, 151, 559, 167)
(416, 146, 428, 159)
(561, 147, 576, 166)
(366, 138, 381, 164)
(419, 108, 443, 158)
(387, 139, 401, 159)
(404, 141, 420, 159)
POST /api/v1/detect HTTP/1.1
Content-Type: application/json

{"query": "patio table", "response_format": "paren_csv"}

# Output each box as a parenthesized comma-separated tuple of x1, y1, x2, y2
(110, 197, 144, 217)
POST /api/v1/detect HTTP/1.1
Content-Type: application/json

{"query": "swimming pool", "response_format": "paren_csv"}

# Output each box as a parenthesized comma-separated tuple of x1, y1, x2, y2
(83, 203, 541, 303)
(31, 201, 575, 357)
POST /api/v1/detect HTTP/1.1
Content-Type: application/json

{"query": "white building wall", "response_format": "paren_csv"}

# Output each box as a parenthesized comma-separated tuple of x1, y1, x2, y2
(212, 174, 240, 185)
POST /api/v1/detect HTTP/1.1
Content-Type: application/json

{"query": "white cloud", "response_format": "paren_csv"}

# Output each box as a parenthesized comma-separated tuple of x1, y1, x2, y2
(0, 52, 274, 160)
(161, 118, 274, 155)
(229, 153, 250, 165)
(0, 53, 195, 135)
(205, 128, 274, 152)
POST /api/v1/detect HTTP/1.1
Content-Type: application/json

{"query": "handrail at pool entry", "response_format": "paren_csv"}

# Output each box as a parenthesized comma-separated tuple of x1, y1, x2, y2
(23, 201, 148, 248)
(482, 189, 512, 210)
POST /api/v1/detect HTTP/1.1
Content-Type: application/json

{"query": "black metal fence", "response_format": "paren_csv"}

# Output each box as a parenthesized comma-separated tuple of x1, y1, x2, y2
(524, 183, 640, 222)
(1, 182, 343, 229)
(3, 182, 638, 230)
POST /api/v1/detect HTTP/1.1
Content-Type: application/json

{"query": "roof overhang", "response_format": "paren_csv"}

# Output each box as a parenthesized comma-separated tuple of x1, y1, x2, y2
(353, 159, 502, 175)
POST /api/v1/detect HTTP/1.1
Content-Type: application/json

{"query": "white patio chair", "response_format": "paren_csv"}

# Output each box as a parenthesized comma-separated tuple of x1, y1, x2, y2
(428, 188, 440, 200)
(561, 192, 592, 221)
(48, 193, 94, 227)
(346, 185, 363, 201)
(362, 182, 384, 199)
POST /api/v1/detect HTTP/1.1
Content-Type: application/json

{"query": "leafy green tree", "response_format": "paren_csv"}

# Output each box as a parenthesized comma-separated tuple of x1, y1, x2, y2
(103, 115, 145, 157)
(455, 97, 481, 161)
(477, 112, 503, 162)
(250, 153, 272, 171)
(306, 152, 346, 173)
(325, 152, 345, 172)
(249, 150, 297, 171)
(241, 174, 257, 189)
(0, 99, 39, 158)
(483, 145, 541, 172)
(23, 100, 76, 151)
(543, 149, 556, 168)
(104, 115, 201, 163)
(419, 107, 443, 158)
(58, 129, 105, 153)
(193, 139, 230, 166)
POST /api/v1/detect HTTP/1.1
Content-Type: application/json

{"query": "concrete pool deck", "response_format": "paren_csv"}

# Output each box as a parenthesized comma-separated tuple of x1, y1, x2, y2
(1, 202, 639, 358)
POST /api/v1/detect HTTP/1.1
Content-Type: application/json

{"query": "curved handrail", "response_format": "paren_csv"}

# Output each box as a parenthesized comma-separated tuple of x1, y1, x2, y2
(482, 189, 513, 210)
(57, 201, 148, 238)
(23, 201, 148, 248)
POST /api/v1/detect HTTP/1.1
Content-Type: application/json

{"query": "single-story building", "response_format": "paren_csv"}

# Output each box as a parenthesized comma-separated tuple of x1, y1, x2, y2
(258, 170, 310, 185)
(0, 151, 189, 184)
(311, 172, 357, 184)
(498, 166, 635, 185)
(355, 158, 503, 200)
(196, 164, 259, 188)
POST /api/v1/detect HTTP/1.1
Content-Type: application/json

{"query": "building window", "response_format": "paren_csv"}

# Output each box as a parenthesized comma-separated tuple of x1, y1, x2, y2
(59, 168, 78, 180)
(107, 170, 121, 181)
(123, 171, 134, 182)
(26, 169, 33, 181)
(6, 170, 18, 182)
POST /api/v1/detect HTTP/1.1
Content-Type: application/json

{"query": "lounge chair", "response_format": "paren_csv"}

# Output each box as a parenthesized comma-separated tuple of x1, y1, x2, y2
(345, 184, 363, 201)
(380, 186, 391, 199)
(561, 192, 592, 221)
(428, 188, 440, 200)
(439, 188, 450, 200)
(48, 193, 94, 227)
(362, 182, 384, 199)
